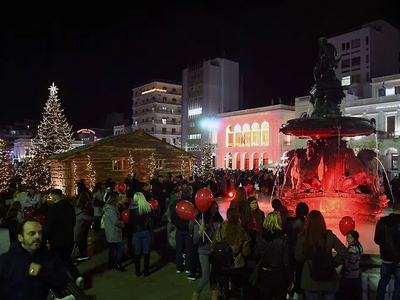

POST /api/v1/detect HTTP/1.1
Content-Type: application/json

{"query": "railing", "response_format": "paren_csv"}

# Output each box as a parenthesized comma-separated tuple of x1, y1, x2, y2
(150, 130, 181, 135)
(132, 98, 182, 108)
(135, 120, 182, 126)
(134, 109, 182, 116)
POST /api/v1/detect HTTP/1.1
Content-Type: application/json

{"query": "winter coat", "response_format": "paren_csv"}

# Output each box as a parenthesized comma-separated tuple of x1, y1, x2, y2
(43, 199, 75, 248)
(103, 204, 124, 243)
(295, 230, 348, 292)
(92, 191, 105, 217)
(193, 220, 221, 255)
(286, 216, 306, 250)
(0, 242, 68, 300)
(74, 207, 96, 242)
(374, 213, 400, 262)
(253, 228, 292, 285)
(170, 200, 190, 232)
(128, 205, 150, 233)
(21, 193, 41, 209)
(212, 221, 251, 268)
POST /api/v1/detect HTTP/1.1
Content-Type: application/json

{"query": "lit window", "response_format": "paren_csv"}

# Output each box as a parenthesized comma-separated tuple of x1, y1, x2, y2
(251, 123, 260, 146)
(341, 76, 350, 86)
(226, 126, 234, 147)
(243, 124, 251, 146)
(162, 118, 167, 124)
(189, 134, 201, 140)
(156, 159, 164, 169)
(188, 108, 202, 116)
(234, 124, 242, 146)
(261, 122, 269, 146)
(112, 159, 124, 170)
(386, 87, 395, 96)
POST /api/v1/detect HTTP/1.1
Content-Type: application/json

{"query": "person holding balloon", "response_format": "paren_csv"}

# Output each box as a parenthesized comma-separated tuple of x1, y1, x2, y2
(342, 230, 363, 300)
(191, 201, 223, 300)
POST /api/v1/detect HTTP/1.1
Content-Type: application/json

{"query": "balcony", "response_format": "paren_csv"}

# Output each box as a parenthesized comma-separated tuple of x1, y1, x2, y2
(150, 130, 181, 136)
(132, 98, 182, 108)
(134, 120, 182, 126)
(378, 131, 400, 140)
(134, 108, 182, 116)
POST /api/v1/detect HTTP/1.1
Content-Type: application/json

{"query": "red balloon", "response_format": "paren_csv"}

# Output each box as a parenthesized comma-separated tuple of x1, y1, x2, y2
(247, 184, 253, 191)
(23, 208, 35, 219)
(195, 188, 214, 213)
(121, 209, 130, 223)
(254, 168, 260, 175)
(176, 200, 196, 220)
(116, 182, 126, 193)
(35, 214, 45, 225)
(339, 216, 355, 236)
(148, 199, 158, 210)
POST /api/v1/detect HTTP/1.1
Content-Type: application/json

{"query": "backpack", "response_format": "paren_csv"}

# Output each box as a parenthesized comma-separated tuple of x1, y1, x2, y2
(307, 237, 335, 282)
(210, 227, 234, 269)
(145, 210, 159, 230)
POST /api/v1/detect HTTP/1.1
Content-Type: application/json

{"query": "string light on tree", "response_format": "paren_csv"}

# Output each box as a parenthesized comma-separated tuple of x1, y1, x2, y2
(86, 155, 96, 191)
(127, 151, 135, 176)
(148, 152, 156, 182)
(201, 144, 213, 180)
(22, 151, 51, 192)
(73, 160, 78, 195)
(191, 157, 199, 177)
(0, 138, 11, 192)
(180, 154, 187, 178)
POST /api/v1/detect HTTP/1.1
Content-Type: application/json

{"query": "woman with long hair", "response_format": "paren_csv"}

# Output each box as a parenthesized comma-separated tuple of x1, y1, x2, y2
(211, 208, 250, 300)
(229, 187, 247, 215)
(242, 196, 265, 243)
(92, 182, 105, 231)
(253, 211, 292, 300)
(295, 210, 347, 300)
(73, 192, 96, 261)
(129, 192, 153, 277)
(191, 201, 224, 300)
(103, 192, 126, 272)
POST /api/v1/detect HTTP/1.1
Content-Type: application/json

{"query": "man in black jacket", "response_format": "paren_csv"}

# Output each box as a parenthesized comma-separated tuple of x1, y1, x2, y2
(43, 189, 83, 288)
(0, 219, 68, 300)
(374, 201, 400, 300)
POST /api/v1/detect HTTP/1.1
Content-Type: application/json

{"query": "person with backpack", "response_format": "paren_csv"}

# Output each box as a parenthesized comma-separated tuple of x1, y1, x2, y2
(129, 192, 156, 277)
(295, 210, 347, 300)
(342, 230, 363, 300)
(210, 208, 251, 300)
(253, 211, 292, 300)
(374, 201, 400, 300)
(191, 201, 224, 300)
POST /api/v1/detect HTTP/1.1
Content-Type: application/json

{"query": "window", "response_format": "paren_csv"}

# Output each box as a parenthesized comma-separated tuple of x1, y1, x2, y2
(351, 74, 361, 83)
(151, 127, 154, 132)
(243, 124, 251, 146)
(386, 87, 395, 96)
(366, 54, 369, 64)
(188, 108, 202, 116)
(189, 122, 196, 127)
(226, 126, 234, 147)
(392, 153, 399, 170)
(172, 128, 176, 133)
(189, 134, 201, 140)
(163, 86, 167, 91)
(25, 148, 30, 156)
(261, 121, 269, 146)
(162, 118, 167, 124)
(378, 88, 386, 97)
(283, 135, 291, 146)
(251, 123, 260, 146)
(387, 116, 395, 138)
(351, 38, 361, 49)
(395, 86, 400, 95)
(172, 98, 176, 102)
(351, 56, 361, 66)
(366, 72, 370, 82)
(172, 118, 176, 124)
(162, 127, 167, 133)
(341, 76, 351, 86)
(112, 159, 124, 170)
(234, 124, 242, 146)
(366, 36, 369, 46)
(341, 59, 350, 68)
(342, 42, 350, 51)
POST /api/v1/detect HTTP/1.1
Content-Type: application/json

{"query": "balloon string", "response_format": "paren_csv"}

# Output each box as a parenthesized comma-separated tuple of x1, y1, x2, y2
(194, 219, 212, 242)
(202, 213, 205, 242)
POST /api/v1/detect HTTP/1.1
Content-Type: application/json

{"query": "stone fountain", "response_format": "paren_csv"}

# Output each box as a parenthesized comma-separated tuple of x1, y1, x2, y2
(280, 37, 388, 221)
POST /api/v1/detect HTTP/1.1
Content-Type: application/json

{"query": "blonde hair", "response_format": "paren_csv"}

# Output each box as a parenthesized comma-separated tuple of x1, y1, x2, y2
(263, 211, 282, 232)
(134, 192, 152, 215)
(107, 192, 120, 207)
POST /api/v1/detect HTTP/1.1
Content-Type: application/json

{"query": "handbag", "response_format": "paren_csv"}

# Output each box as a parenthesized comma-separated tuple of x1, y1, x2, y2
(249, 240, 272, 286)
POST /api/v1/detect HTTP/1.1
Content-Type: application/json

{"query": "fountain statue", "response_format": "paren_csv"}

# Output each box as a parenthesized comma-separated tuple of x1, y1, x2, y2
(280, 37, 388, 221)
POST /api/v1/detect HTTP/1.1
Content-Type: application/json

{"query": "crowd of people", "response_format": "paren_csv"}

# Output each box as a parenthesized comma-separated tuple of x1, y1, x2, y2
(0, 170, 399, 300)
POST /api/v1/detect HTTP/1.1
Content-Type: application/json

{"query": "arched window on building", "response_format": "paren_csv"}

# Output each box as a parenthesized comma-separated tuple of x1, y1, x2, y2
(261, 121, 270, 146)
(252, 152, 259, 169)
(243, 152, 249, 170)
(243, 123, 251, 146)
(226, 126, 233, 147)
(234, 124, 242, 147)
(251, 122, 260, 146)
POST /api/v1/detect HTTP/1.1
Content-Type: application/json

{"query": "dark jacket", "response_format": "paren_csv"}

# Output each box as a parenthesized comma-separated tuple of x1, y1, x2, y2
(374, 213, 400, 262)
(253, 228, 292, 284)
(43, 199, 75, 248)
(295, 230, 348, 292)
(0, 242, 68, 300)
(286, 216, 306, 250)
(129, 205, 150, 232)
(170, 200, 190, 232)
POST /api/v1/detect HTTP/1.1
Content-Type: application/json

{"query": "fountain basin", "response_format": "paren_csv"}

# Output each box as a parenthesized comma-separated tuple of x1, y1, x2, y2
(280, 117, 375, 138)
(282, 192, 388, 222)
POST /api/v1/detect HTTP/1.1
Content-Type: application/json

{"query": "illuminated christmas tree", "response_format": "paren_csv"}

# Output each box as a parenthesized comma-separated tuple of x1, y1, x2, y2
(22, 152, 51, 192)
(33, 83, 74, 157)
(73, 160, 78, 195)
(86, 155, 96, 191)
(191, 157, 199, 178)
(127, 151, 135, 176)
(179, 154, 187, 178)
(148, 152, 156, 182)
(201, 144, 213, 180)
(0, 139, 11, 192)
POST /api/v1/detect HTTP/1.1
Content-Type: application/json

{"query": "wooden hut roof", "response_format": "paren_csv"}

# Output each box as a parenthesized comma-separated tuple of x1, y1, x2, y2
(47, 129, 198, 160)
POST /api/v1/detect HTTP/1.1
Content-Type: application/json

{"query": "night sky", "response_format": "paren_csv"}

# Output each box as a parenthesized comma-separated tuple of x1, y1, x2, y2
(1, 2, 399, 129)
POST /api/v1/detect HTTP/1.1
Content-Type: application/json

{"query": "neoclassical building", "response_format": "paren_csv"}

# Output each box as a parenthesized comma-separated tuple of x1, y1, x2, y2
(216, 104, 295, 169)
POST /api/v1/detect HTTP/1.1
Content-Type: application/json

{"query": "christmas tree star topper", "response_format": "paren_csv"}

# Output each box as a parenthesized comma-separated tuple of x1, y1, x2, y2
(48, 82, 59, 96)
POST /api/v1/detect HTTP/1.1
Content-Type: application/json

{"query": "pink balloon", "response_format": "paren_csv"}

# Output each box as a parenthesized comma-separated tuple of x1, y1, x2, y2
(195, 188, 214, 213)
(176, 200, 196, 220)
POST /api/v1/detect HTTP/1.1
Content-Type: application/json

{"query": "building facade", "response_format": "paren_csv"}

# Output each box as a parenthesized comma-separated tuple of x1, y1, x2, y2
(328, 20, 400, 98)
(294, 74, 400, 179)
(216, 105, 295, 169)
(132, 80, 182, 146)
(182, 58, 240, 153)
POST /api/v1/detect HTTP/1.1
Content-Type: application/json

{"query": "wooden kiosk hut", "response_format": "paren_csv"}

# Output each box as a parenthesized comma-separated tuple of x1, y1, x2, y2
(47, 129, 198, 196)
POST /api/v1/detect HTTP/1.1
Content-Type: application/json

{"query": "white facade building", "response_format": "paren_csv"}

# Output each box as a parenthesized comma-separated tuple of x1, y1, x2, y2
(182, 58, 239, 153)
(132, 80, 182, 146)
(328, 20, 400, 98)
(294, 74, 400, 179)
